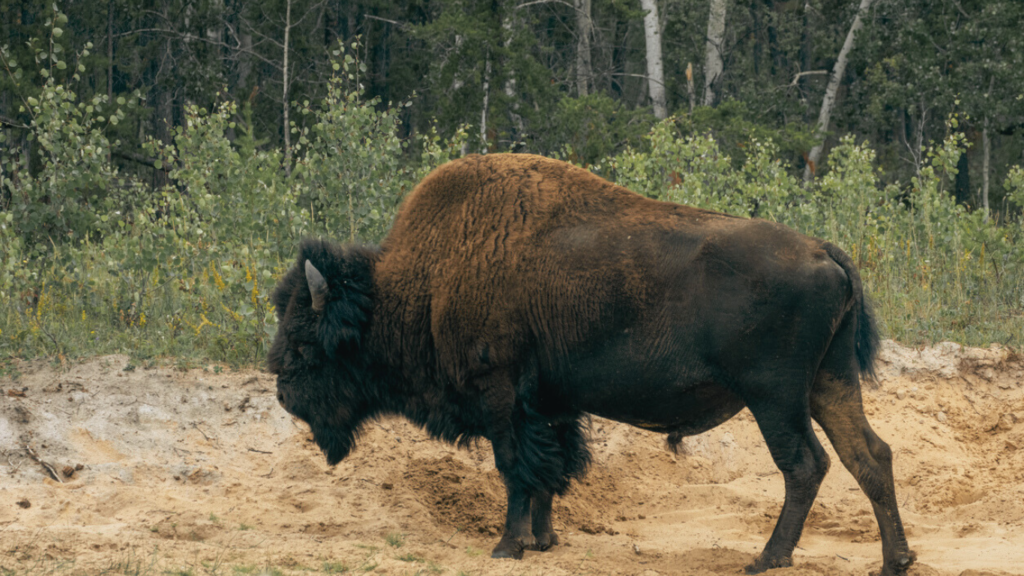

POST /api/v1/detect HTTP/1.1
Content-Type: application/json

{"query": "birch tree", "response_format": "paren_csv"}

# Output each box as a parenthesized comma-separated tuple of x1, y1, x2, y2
(575, 0, 594, 97)
(702, 0, 727, 107)
(503, 13, 525, 143)
(481, 56, 491, 153)
(803, 0, 875, 181)
(640, 0, 667, 119)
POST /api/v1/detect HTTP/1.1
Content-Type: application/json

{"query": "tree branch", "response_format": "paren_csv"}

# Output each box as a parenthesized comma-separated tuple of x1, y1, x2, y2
(0, 115, 31, 130)
(789, 70, 828, 86)
(113, 150, 171, 172)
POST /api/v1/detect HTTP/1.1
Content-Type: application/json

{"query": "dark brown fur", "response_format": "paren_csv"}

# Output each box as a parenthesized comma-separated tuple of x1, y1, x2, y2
(268, 154, 915, 575)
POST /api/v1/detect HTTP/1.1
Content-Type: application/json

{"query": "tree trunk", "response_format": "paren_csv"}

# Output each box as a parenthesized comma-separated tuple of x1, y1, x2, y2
(283, 0, 292, 176)
(640, 0, 667, 119)
(798, 0, 811, 91)
(107, 0, 114, 101)
(481, 56, 491, 153)
(575, 0, 594, 97)
(503, 13, 525, 145)
(702, 0, 727, 107)
(803, 0, 874, 182)
(750, 0, 761, 77)
(238, 31, 253, 92)
(982, 121, 990, 221)
(765, 0, 781, 75)
(686, 62, 695, 113)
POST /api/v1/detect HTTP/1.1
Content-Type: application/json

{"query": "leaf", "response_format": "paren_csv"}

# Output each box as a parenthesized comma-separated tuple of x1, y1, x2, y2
(52, 27, 63, 38)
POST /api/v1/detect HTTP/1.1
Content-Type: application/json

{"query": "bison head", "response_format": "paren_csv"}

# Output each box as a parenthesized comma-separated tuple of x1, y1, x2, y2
(267, 238, 378, 465)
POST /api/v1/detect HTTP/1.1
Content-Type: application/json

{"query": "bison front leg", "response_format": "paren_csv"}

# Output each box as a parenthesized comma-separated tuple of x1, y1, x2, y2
(477, 371, 564, 559)
(528, 492, 558, 551)
(492, 483, 536, 559)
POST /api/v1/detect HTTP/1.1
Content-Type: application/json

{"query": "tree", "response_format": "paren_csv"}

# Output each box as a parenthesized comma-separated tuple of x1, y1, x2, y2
(575, 0, 594, 97)
(640, 0, 667, 119)
(803, 0, 874, 181)
(702, 0, 727, 107)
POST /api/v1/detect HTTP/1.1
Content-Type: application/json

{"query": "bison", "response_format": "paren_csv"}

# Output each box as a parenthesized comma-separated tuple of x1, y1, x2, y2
(268, 153, 915, 575)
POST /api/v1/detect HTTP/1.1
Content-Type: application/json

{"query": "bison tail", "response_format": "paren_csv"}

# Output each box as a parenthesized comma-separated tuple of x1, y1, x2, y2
(824, 243, 880, 382)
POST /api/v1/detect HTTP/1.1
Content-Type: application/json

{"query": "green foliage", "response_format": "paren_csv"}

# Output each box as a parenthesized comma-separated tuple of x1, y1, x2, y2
(605, 121, 1024, 346)
(297, 43, 410, 243)
(0, 41, 462, 364)
(538, 93, 653, 166)
(1, 21, 1023, 367)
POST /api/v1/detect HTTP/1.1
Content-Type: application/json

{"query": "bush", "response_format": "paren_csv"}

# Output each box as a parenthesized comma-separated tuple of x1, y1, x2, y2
(603, 122, 1023, 346)
(0, 22, 1021, 364)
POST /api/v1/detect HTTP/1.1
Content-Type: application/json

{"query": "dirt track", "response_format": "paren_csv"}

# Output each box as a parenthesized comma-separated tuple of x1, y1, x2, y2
(2, 341, 1023, 576)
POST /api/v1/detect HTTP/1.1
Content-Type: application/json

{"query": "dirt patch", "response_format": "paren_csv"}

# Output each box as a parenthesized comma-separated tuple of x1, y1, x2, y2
(1, 342, 1023, 575)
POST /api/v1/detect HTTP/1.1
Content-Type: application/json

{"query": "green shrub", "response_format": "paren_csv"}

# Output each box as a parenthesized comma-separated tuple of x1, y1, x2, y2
(0, 22, 1021, 363)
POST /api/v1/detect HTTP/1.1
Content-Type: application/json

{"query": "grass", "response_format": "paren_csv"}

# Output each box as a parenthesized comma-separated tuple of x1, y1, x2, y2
(320, 562, 349, 574)
(384, 532, 405, 548)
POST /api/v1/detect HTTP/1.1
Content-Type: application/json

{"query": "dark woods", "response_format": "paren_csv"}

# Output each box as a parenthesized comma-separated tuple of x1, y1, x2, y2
(2, 0, 1023, 212)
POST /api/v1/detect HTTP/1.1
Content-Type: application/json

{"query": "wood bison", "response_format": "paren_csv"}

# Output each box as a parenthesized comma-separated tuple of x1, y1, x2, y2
(268, 154, 916, 575)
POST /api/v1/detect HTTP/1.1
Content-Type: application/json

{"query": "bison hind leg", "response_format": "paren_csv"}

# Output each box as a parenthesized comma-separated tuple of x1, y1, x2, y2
(743, 394, 830, 575)
(810, 320, 915, 575)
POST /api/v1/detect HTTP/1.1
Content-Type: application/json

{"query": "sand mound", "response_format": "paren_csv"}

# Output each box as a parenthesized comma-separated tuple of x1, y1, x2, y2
(1, 341, 1023, 575)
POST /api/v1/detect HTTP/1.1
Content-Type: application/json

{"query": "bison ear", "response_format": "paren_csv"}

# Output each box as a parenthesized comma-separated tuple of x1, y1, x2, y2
(305, 260, 329, 313)
(316, 249, 375, 358)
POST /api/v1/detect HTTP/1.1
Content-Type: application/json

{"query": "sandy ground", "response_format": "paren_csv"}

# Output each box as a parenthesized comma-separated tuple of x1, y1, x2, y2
(1, 341, 1023, 576)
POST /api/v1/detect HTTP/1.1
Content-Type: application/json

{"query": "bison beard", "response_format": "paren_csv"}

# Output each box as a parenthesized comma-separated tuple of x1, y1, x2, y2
(268, 154, 916, 575)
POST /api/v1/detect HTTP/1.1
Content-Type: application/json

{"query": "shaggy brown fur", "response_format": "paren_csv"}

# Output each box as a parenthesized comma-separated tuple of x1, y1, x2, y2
(268, 154, 913, 575)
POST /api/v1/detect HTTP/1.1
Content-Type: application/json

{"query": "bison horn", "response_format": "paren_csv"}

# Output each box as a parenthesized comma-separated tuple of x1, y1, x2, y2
(305, 260, 329, 312)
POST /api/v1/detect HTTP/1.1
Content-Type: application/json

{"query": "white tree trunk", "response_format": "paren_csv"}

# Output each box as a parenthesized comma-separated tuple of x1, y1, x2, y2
(283, 0, 292, 176)
(702, 0, 727, 107)
(640, 0, 667, 119)
(575, 0, 594, 97)
(803, 0, 875, 181)
(503, 14, 525, 143)
(481, 57, 491, 154)
(238, 32, 253, 90)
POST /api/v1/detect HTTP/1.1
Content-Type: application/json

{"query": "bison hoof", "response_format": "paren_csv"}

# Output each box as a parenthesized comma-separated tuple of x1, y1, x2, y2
(491, 535, 533, 560)
(527, 531, 559, 551)
(744, 555, 792, 574)
(872, 550, 917, 576)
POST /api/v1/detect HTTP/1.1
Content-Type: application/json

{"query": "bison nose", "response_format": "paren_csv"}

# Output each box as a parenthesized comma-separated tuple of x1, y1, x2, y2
(277, 391, 286, 405)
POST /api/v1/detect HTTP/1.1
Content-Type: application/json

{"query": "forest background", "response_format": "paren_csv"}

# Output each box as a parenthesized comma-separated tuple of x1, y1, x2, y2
(0, 0, 1022, 368)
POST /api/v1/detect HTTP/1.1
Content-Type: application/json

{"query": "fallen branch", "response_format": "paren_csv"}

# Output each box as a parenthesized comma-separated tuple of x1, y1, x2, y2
(247, 447, 272, 455)
(191, 422, 213, 442)
(25, 446, 62, 483)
